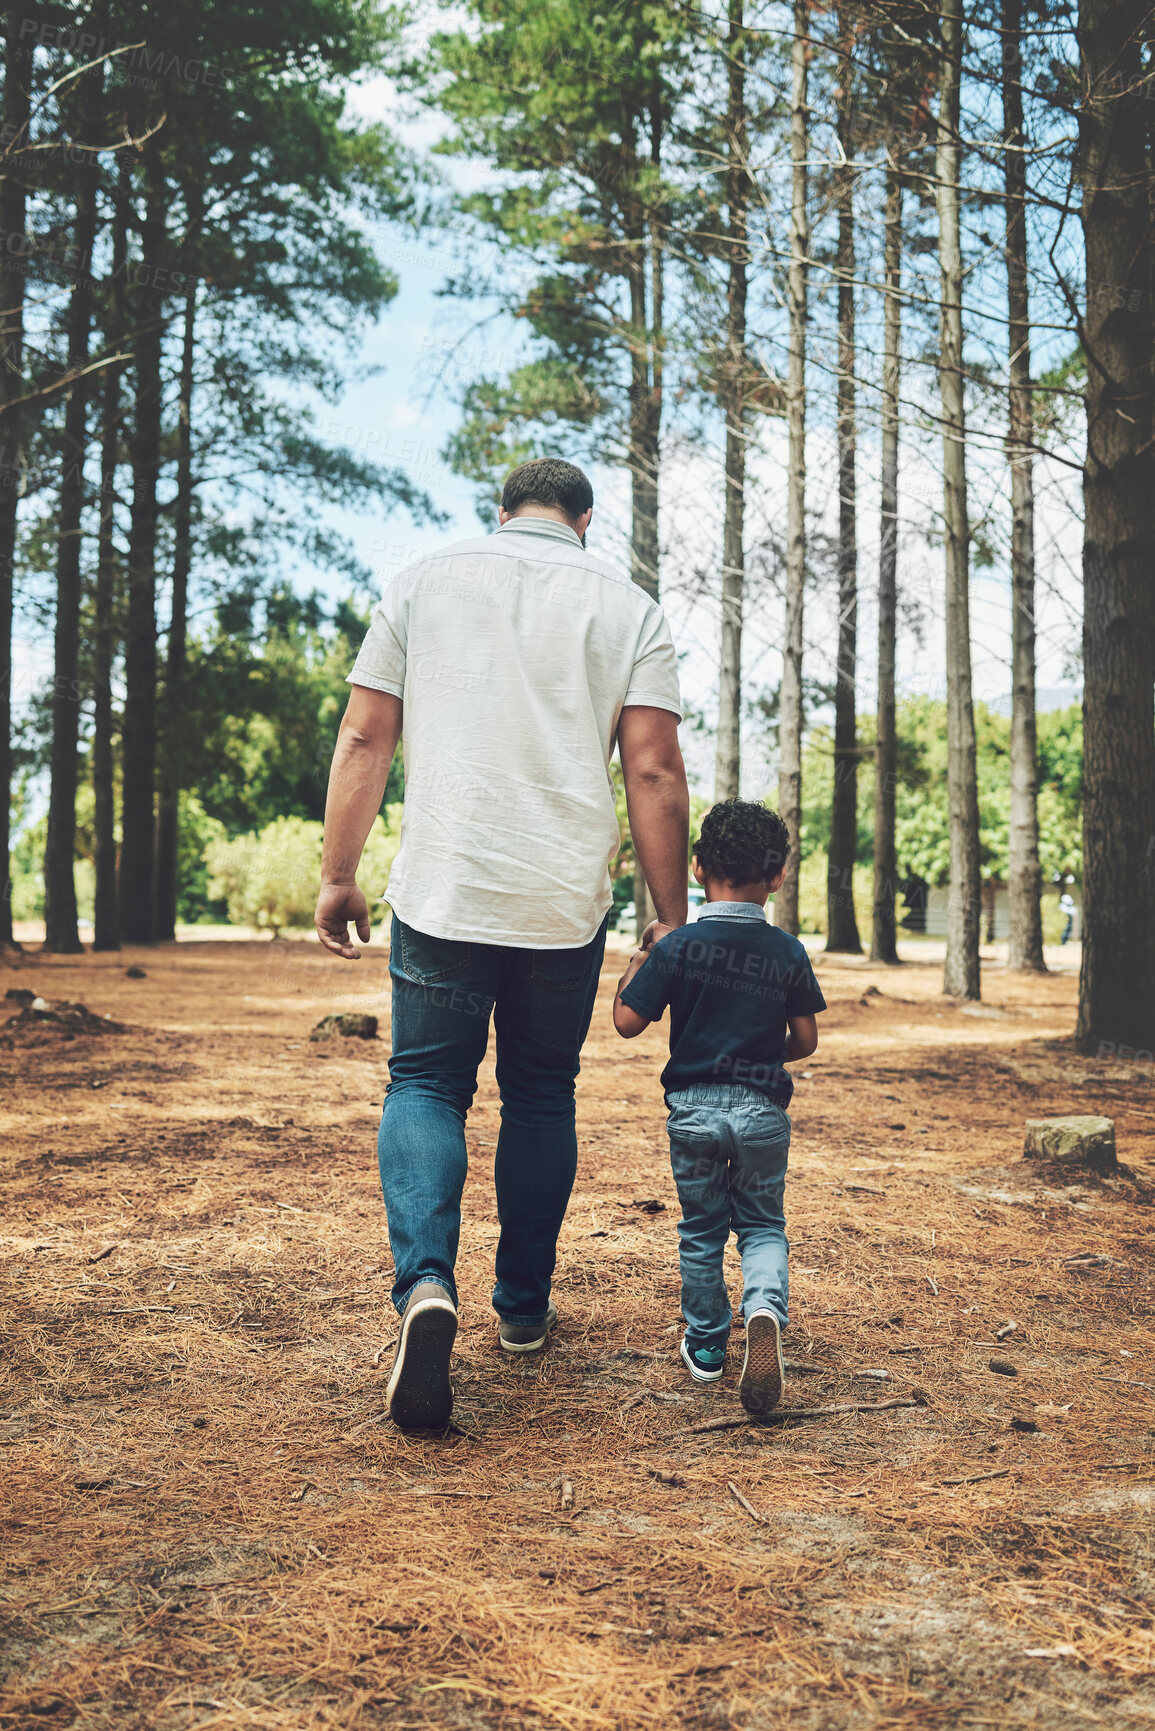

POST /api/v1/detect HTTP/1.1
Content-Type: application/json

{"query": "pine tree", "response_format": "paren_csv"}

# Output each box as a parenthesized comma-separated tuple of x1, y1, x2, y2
(826, 3, 862, 953)
(1075, 0, 1155, 1049)
(777, 0, 810, 936)
(935, 0, 981, 1000)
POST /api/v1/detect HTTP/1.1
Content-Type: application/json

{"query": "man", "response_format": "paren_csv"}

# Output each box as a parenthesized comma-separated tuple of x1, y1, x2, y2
(315, 458, 689, 1428)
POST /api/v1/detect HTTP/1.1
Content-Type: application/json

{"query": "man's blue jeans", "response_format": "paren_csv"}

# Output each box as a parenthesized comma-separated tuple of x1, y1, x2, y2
(666, 1082, 791, 1351)
(379, 913, 608, 1326)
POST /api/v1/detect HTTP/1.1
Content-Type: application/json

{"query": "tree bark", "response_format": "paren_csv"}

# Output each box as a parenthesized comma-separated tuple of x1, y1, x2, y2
(936, 0, 981, 999)
(1003, 0, 1046, 974)
(0, 2, 34, 950)
(43, 44, 105, 953)
(872, 139, 902, 965)
(777, 0, 809, 936)
(826, 10, 862, 953)
(1075, 0, 1155, 1051)
(631, 98, 665, 937)
(118, 138, 166, 945)
(155, 279, 196, 942)
(714, 0, 747, 803)
(92, 154, 129, 953)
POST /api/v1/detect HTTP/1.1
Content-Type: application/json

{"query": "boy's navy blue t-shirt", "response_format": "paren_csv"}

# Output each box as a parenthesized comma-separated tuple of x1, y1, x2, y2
(620, 908, 826, 1105)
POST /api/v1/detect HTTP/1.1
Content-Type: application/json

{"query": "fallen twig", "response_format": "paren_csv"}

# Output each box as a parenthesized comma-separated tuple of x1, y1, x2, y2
(689, 1396, 923, 1433)
(925, 1274, 939, 1296)
(727, 1480, 766, 1524)
(939, 1468, 1011, 1486)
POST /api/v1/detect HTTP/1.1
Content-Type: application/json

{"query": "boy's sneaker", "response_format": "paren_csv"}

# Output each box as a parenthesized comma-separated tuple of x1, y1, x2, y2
(386, 1281, 458, 1429)
(680, 1337, 727, 1382)
(498, 1300, 558, 1354)
(739, 1309, 784, 1415)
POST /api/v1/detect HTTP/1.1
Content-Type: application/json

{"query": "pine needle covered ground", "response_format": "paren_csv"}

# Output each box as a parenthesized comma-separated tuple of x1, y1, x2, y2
(1, 935, 1152, 1729)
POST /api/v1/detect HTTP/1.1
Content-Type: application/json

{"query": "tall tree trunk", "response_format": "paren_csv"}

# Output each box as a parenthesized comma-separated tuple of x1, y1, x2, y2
(872, 140, 902, 964)
(118, 138, 166, 945)
(1003, 0, 1045, 973)
(631, 102, 665, 938)
(777, 0, 809, 936)
(0, 2, 34, 950)
(92, 155, 129, 953)
(1075, 0, 1155, 1051)
(936, 0, 981, 999)
(714, 0, 748, 803)
(43, 45, 105, 953)
(826, 11, 862, 953)
(155, 280, 196, 942)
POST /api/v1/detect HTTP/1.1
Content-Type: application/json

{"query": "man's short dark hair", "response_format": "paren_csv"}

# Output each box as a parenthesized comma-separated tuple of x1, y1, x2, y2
(694, 799, 791, 884)
(501, 458, 594, 526)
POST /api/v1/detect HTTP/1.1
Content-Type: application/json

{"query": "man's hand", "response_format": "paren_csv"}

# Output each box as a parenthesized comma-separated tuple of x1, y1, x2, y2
(315, 881, 372, 960)
(640, 919, 678, 951)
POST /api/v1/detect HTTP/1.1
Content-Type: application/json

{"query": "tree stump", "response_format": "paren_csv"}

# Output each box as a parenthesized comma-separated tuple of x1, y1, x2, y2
(1024, 1115, 1116, 1173)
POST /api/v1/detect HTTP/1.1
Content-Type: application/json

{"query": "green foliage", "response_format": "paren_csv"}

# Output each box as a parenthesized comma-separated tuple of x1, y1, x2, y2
(798, 697, 1084, 905)
(206, 809, 401, 934)
(173, 587, 403, 838)
(421, 0, 696, 503)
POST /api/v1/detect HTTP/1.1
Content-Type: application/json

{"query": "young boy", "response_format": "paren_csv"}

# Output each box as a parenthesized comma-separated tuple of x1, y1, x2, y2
(613, 800, 825, 1414)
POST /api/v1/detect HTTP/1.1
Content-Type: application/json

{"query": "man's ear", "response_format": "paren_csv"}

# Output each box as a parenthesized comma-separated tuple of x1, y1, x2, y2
(574, 507, 593, 540)
(691, 855, 706, 886)
(766, 867, 786, 895)
(498, 505, 511, 525)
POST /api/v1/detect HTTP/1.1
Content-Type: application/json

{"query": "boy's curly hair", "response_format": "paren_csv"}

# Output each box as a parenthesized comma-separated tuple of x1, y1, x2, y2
(694, 799, 791, 885)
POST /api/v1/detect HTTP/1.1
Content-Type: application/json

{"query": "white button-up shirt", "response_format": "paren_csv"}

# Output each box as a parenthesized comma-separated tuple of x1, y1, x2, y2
(348, 516, 682, 948)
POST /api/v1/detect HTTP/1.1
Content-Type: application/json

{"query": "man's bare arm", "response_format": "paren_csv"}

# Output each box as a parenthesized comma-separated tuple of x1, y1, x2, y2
(315, 686, 403, 959)
(618, 705, 689, 945)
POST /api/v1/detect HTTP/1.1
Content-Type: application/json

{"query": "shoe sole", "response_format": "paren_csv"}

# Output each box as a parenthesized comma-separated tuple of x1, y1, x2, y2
(498, 1306, 557, 1355)
(386, 1299, 457, 1428)
(680, 1337, 724, 1382)
(739, 1312, 784, 1415)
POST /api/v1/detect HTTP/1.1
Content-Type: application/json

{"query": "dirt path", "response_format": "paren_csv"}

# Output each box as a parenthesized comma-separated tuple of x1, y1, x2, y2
(1, 936, 1152, 1729)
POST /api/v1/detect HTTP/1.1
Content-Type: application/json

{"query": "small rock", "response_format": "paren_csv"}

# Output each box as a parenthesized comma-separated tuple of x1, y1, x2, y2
(989, 1355, 1019, 1377)
(1024, 1114, 1116, 1173)
(310, 1012, 378, 1042)
(4, 988, 34, 1004)
(125, 965, 146, 979)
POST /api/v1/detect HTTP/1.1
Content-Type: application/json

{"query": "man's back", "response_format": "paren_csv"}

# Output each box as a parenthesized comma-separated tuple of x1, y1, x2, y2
(350, 515, 681, 947)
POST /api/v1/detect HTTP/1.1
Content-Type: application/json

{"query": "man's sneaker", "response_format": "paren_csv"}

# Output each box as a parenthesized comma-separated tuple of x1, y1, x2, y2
(680, 1337, 727, 1382)
(498, 1300, 558, 1354)
(739, 1309, 784, 1415)
(386, 1281, 458, 1429)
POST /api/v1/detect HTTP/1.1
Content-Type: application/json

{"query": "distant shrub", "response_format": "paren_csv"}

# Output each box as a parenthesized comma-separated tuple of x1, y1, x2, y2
(206, 809, 401, 934)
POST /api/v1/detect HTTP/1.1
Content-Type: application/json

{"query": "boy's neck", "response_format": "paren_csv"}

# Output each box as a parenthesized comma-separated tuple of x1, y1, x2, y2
(703, 877, 774, 907)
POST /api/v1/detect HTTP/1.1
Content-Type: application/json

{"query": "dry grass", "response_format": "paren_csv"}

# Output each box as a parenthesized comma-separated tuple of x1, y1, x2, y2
(1, 935, 1153, 1729)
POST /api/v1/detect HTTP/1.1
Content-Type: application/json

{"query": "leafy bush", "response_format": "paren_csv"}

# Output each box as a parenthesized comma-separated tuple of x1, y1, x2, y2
(206, 809, 401, 934)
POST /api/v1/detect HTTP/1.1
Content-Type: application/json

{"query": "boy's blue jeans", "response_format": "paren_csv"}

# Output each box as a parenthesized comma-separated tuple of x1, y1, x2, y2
(379, 913, 607, 1326)
(666, 1082, 791, 1351)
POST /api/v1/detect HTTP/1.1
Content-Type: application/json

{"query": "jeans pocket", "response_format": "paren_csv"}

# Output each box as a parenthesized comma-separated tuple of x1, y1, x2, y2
(529, 949, 591, 992)
(396, 922, 473, 987)
(736, 1102, 790, 1178)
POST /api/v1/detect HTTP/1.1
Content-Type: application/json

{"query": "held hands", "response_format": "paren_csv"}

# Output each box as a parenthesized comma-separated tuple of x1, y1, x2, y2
(315, 881, 371, 959)
(640, 920, 677, 951)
